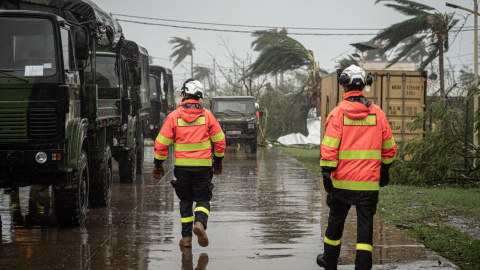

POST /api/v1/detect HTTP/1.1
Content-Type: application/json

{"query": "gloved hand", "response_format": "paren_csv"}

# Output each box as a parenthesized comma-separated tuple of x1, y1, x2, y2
(212, 161, 223, 175)
(380, 169, 390, 187)
(379, 163, 391, 187)
(321, 167, 335, 195)
(153, 165, 165, 179)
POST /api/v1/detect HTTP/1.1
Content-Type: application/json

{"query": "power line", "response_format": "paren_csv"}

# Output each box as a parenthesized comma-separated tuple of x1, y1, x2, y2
(113, 13, 385, 31)
(115, 19, 378, 36)
(113, 13, 474, 32)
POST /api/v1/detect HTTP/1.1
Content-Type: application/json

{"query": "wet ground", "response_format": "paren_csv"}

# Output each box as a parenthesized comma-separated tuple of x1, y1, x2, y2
(0, 146, 458, 269)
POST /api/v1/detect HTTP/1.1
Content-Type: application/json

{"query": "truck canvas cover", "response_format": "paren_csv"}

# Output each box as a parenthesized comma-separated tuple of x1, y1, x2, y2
(0, 0, 124, 50)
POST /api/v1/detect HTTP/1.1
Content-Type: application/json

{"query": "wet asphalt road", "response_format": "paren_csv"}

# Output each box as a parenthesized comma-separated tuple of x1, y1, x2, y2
(0, 146, 458, 269)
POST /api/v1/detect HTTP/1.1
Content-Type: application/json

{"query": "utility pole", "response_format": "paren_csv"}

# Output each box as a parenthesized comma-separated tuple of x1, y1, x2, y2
(446, 1, 479, 146)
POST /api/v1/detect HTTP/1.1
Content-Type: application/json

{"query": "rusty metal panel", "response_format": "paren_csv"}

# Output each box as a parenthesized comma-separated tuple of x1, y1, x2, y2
(320, 69, 427, 146)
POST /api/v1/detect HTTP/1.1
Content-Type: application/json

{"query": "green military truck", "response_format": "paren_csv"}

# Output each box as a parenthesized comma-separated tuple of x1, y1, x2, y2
(0, 0, 141, 225)
(147, 65, 175, 141)
(210, 96, 259, 153)
(114, 40, 150, 180)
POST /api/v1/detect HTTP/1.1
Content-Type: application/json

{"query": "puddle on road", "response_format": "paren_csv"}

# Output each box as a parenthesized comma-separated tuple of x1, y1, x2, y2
(0, 146, 457, 269)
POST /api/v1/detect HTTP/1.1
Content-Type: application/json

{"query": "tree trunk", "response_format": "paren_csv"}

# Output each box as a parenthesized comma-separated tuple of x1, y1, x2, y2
(190, 53, 194, 79)
(439, 37, 445, 104)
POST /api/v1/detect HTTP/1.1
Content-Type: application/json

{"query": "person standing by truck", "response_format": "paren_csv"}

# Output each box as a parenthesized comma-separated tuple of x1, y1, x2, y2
(152, 79, 226, 249)
(317, 65, 397, 270)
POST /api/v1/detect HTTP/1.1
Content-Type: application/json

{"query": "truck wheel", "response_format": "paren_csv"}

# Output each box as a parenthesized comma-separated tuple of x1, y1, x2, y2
(136, 133, 144, 174)
(89, 144, 113, 207)
(250, 140, 257, 154)
(55, 150, 89, 226)
(119, 137, 137, 183)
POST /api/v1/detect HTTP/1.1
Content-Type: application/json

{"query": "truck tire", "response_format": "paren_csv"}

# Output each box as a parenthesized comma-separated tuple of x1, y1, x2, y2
(250, 139, 257, 154)
(89, 144, 113, 207)
(119, 137, 137, 183)
(136, 133, 144, 174)
(55, 150, 89, 226)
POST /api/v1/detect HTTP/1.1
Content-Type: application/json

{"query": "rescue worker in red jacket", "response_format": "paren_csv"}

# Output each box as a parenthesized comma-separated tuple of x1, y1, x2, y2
(317, 65, 397, 270)
(152, 79, 226, 249)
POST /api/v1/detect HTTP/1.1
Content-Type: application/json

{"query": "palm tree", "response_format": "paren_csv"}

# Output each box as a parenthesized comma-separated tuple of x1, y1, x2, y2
(248, 29, 325, 116)
(193, 65, 212, 93)
(373, 0, 458, 102)
(169, 37, 195, 78)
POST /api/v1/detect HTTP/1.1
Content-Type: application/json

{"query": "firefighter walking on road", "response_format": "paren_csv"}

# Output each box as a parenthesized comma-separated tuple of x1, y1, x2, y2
(317, 65, 397, 270)
(152, 79, 226, 249)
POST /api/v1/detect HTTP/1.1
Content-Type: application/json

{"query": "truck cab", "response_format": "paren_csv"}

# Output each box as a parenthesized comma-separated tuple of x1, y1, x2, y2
(148, 65, 175, 141)
(210, 96, 258, 153)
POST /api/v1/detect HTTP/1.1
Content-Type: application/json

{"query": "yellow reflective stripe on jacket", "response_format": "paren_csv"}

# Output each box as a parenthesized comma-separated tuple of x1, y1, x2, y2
(210, 131, 225, 142)
(214, 151, 225, 157)
(178, 116, 206, 127)
(356, 243, 373, 252)
(324, 236, 342, 246)
(154, 153, 167, 160)
(338, 150, 381, 160)
(381, 157, 394, 164)
(382, 137, 396, 149)
(331, 177, 379, 191)
(322, 135, 341, 148)
(320, 160, 338, 167)
(181, 216, 194, 223)
(174, 141, 211, 151)
(156, 134, 173, 146)
(175, 158, 212, 166)
(195, 207, 210, 216)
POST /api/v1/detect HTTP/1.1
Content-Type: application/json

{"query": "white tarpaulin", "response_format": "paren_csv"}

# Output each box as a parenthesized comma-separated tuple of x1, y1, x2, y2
(277, 117, 321, 145)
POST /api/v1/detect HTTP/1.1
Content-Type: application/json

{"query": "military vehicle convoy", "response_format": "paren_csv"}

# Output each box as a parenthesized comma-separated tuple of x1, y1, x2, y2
(0, 0, 151, 225)
(147, 65, 175, 141)
(210, 96, 259, 153)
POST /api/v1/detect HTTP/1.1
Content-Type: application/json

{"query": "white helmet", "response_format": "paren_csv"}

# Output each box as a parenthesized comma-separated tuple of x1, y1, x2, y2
(255, 102, 259, 109)
(338, 65, 372, 86)
(181, 79, 204, 99)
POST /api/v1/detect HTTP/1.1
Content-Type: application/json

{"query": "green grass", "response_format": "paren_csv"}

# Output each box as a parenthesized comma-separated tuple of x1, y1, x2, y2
(278, 146, 480, 270)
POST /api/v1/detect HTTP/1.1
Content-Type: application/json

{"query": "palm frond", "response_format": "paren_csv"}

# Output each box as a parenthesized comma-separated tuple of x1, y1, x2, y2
(168, 37, 195, 68)
(375, 0, 434, 11)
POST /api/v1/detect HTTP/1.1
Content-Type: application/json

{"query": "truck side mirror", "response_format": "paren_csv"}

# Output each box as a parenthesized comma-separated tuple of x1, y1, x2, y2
(122, 98, 132, 115)
(132, 66, 141, 85)
(75, 31, 88, 60)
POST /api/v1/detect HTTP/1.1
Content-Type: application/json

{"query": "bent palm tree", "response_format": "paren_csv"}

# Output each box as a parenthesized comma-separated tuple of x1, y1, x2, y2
(248, 30, 326, 116)
(373, 0, 458, 101)
(169, 37, 195, 78)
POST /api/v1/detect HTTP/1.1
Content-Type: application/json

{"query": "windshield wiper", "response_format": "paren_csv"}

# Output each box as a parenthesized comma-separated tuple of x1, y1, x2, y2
(225, 110, 247, 116)
(0, 70, 29, 82)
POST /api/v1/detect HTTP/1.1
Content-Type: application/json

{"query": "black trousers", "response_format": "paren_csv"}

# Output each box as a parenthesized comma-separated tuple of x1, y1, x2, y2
(172, 167, 214, 237)
(323, 195, 377, 270)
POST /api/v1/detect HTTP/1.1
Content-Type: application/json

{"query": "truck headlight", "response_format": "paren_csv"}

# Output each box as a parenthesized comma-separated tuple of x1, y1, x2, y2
(248, 123, 255, 129)
(149, 125, 154, 129)
(35, 152, 48, 164)
(113, 138, 118, 146)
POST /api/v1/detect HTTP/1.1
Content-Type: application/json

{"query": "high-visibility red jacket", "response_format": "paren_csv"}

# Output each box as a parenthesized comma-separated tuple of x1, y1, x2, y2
(154, 99, 226, 167)
(320, 91, 397, 194)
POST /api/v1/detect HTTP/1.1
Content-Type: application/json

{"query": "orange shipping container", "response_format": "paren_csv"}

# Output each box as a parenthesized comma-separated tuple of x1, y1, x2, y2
(320, 70, 427, 145)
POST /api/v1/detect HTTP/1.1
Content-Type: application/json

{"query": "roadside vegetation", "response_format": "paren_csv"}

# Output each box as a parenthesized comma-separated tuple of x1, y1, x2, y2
(278, 146, 480, 270)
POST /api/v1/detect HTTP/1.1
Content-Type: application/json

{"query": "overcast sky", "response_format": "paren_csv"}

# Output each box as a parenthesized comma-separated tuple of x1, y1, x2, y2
(94, 0, 477, 86)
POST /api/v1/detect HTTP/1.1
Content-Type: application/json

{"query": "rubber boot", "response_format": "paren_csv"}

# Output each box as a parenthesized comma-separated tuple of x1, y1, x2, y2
(193, 221, 209, 247)
(181, 246, 193, 270)
(317, 253, 337, 270)
(179, 237, 192, 249)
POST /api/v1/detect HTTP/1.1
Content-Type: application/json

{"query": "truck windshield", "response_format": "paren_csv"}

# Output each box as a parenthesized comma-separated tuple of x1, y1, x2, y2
(95, 56, 118, 88)
(213, 100, 254, 114)
(0, 17, 57, 76)
(149, 75, 163, 100)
